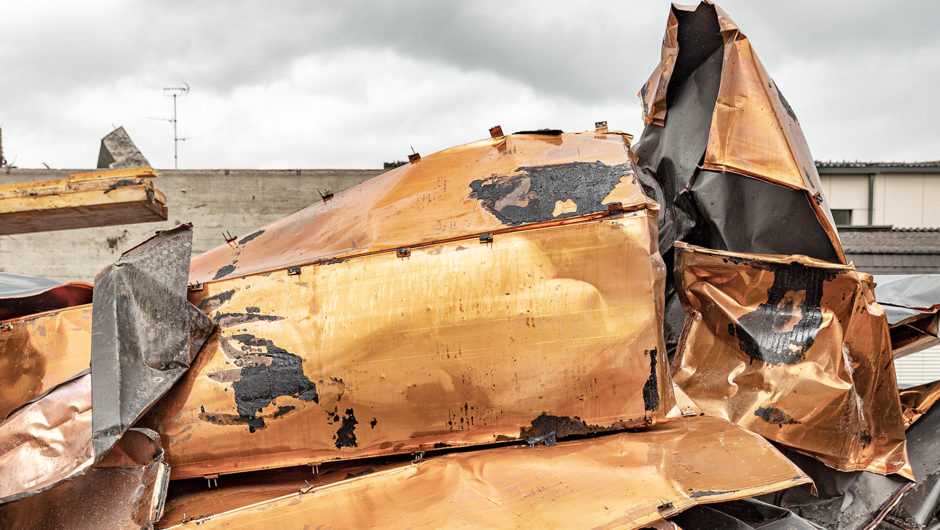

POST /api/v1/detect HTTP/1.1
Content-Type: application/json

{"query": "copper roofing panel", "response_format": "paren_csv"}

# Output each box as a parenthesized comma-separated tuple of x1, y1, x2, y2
(0, 304, 91, 421)
(672, 243, 911, 479)
(156, 416, 811, 529)
(188, 132, 652, 284)
(144, 213, 673, 479)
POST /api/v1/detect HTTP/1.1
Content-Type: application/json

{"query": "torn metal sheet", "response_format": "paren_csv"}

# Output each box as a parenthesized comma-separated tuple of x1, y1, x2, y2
(0, 373, 93, 504)
(0, 166, 167, 235)
(880, 401, 940, 528)
(188, 132, 654, 283)
(672, 243, 912, 479)
(144, 214, 674, 479)
(0, 304, 91, 421)
(875, 274, 940, 358)
(0, 428, 169, 530)
(899, 381, 940, 429)
(154, 416, 811, 529)
(91, 223, 214, 459)
(670, 498, 824, 530)
(0, 273, 92, 321)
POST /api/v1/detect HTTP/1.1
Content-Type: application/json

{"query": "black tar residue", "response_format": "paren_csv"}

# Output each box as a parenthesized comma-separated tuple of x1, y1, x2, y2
(513, 129, 564, 135)
(229, 333, 319, 432)
(197, 289, 236, 311)
(729, 260, 837, 365)
(334, 409, 358, 448)
(103, 179, 137, 194)
(468, 161, 627, 226)
(238, 230, 265, 245)
(213, 264, 237, 280)
(642, 348, 660, 411)
(520, 413, 604, 446)
(274, 405, 295, 418)
(690, 490, 732, 498)
(754, 406, 800, 427)
(213, 312, 282, 328)
(246, 307, 261, 313)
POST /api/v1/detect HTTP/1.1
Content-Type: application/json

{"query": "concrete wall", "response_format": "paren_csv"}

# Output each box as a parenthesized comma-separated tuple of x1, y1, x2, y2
(0, 168, 384, 283)
(820, 171, 940, 228)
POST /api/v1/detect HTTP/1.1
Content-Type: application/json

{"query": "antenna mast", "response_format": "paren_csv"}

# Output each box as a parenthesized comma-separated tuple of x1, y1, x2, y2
(163, 83, 189, 169)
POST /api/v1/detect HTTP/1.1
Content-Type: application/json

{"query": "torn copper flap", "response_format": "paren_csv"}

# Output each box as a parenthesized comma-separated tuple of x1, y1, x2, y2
(0, 428, 169, 530)
(155, 416, 811, 529)
(672, 243, 912, 479)
(188, 132, 654, 283)
(0, 273, 92, 321)
(900, 380, 940, 429)
(91, 223, 214, 460)
(144, 213, 674, 479)
(638, 8, 678, 126)
(0, 304, 91, 421)
(0, 373, 93, 504)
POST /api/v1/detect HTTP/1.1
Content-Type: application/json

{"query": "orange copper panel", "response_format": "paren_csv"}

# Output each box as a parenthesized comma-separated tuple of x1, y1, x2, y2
(188, 132, 654, 284)
(638, 8, 678, 126)
(899, 380, 940, 429)
(0, 305, 92, 421)
(672, 243, 911, 479)
(155, 416, 811, 529)
(144, 213, 674, 479)
(0, 373, 93, 504)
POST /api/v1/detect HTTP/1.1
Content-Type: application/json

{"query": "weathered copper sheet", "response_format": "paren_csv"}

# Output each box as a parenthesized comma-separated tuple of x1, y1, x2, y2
(900, 380, 940, 429)
(0, 373, 93, 504)
(0, 166, 167, 235)
(672, 243, 911, 479)
(144, 213, 674, 479)
(0, 274, 92, 321)
(638, 8, 678, 126)
(0, 304, 91, 421)
(155, 416, 811, 529)
(0, 428, 169, 530)
(188, 132, 653, 283)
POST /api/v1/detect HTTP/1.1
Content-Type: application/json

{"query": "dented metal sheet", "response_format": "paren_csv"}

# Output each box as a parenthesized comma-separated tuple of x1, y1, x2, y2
(155, 416, 811, 529)
(874, 274, 940, 358)
(91, 224, 214, 459)
(899, 380, 940, 429)
(188, 132, 653, 283)
(672, 243, 911, 479)
(0, 273, 92, 321)
(0, 304, 91, 421)
(0, 428, 169, 530)
(143, 214, 673, 479)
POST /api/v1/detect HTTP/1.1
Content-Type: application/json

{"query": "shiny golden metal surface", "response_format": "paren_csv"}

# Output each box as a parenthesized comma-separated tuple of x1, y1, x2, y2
(0, 305, 92, 421)
(672, 243, 911, 479)
(0, 373, 93, 504)
(899, 380, 940, 429)
(146, 213, 673, 479)
(156, 416, 811, 530)
(188, 132, 653, 284)
(638, 9, 678, 127)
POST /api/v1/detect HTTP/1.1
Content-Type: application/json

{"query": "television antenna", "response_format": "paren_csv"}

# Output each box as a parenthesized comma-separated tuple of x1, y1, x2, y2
(150, 82, 189, 169)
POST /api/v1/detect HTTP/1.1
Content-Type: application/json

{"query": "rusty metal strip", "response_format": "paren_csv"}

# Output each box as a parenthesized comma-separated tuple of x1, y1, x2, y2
(0, 428, 169, 530)
(188, 132, 654, 284)
(0, 304, 91, 421)
(672, 243, 911, 479)
(154, 416, 811, 529)
(143, 214, 673, 479)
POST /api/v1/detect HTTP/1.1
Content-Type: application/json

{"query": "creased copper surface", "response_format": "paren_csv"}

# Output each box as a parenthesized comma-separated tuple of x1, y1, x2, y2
(0, 305, 92, 421)
(145, 213, 674, 479)
(672, 243, 911, 479)
(899, 380, 940, 429)
(0, 373, 93, 504)
(156, 416, 810, 529)
(188, 132, 653, 284)
(638, 8, 678, 126)
(0, 428, 170, 530)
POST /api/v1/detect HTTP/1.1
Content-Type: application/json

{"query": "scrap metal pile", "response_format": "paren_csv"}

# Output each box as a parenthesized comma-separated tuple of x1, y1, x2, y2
(2, 2, 939, 529)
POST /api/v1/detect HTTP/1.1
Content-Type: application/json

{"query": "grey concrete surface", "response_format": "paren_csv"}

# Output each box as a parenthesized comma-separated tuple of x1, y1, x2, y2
(0, 168, 384, 282)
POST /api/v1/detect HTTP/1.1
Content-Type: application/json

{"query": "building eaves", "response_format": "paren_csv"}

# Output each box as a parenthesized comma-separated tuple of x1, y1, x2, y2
(841, 227, 940, 254)
(816, 160, 940, 175)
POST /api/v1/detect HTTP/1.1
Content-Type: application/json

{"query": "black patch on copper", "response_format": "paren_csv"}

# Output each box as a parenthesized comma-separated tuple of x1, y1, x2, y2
(642, 348, 660, 411)
(334, 408, 359, 448)
(238, 230, 265, 245)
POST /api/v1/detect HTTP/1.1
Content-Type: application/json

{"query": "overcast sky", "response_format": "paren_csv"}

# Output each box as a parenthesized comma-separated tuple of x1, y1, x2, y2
(1, 1, 938, 170)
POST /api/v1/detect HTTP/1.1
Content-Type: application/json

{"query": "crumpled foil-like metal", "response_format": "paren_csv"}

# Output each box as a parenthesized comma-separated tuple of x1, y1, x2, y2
(899, 380, 940, 429)
(0, 304, 91, 421)
(0, 428, 169, 530)
(672, 243, 912, 479)
(154, 416, 811, 529)
(638, 8, 678, 126)
(91, 223, 215, 459)
(874, 274, 940, 358)
(144, 211, 674, 479)
(0, 273, 92, 321)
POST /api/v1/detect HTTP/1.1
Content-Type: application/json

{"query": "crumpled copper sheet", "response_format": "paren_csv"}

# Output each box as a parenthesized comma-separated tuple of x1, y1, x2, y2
(899, 380, 940, 429)
(0, 373, 93, 504)
(188, 132, 653, 283)
(0, 276, 92, 321)
(874, 274, 940, 358)
(0, 428, 169, 530)
(0, 305, 91, 421)
(154, 416, 811, 529)
(638, 8, 678, 126)
(671, 243, 911, 479)
(144, 213, 674, 479)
